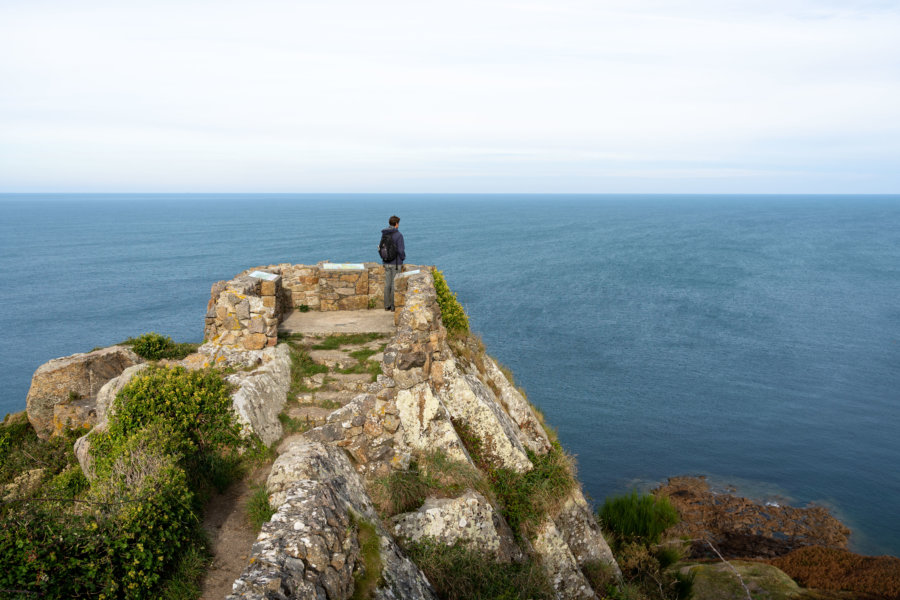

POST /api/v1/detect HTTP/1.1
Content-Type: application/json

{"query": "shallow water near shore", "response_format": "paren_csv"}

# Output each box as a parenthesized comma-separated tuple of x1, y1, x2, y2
(2, 193, 898, 556)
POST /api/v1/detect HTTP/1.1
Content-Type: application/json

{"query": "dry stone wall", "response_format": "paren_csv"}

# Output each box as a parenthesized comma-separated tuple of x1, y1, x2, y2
(204, 263, 422, 350)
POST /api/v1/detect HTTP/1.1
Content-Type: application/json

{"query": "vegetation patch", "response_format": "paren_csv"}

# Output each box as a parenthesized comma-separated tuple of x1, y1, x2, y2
(286, 338, 329, 395)
(600, 491, 679, 546)
(312, 332, 384, 350)
(350, 514, 383, 600)
(370, 450, 486, 516)
(278, 411, 312, 435)
(432, 268, 469, 335)
(451, 419, 576, 538)
(770, 545, 900, 599)
(246, 484, 275, 531)
(0, 411, 83, 487)
(124, 331, 199, 361)
(0, 365, 252, 599)
(404, 538, 553, 600)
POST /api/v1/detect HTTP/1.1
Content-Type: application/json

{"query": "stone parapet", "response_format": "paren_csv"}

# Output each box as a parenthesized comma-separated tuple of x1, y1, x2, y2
(204, 271, 283, 348)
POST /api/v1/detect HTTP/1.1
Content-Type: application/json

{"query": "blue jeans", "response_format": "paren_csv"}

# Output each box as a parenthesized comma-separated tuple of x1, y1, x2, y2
(384, 264, 400, 309)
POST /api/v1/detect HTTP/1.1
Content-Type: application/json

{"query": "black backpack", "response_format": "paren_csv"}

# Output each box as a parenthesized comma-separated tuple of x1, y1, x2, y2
(379, 231, 398, 262)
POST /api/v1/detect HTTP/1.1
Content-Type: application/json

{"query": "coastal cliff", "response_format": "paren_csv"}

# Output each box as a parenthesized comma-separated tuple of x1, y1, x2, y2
(208, 263, 620, 599)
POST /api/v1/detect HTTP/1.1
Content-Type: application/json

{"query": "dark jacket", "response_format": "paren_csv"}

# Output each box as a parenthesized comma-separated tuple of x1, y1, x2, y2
(381, 227, 405, 265)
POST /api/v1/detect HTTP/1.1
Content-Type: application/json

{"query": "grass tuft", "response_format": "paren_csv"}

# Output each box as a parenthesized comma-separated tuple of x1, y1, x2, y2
(246, 484, 275, 531)
(370, 450, 487, 517)
(405, 538, 553, 600)
(599, 491, 679, 546)
(312, 332, 384, 350)
(351, 514, 383, 600)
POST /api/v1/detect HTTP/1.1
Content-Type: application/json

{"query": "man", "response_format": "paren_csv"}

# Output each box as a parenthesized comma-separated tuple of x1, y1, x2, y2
(379, 215, 405, 311)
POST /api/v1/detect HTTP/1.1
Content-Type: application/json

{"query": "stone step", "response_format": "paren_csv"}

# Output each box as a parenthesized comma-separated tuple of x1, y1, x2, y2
(323, 373, 374, 392)
(308, 350, 358, 369)
(310, 390, 361, 407)
(288, 405, 334, 426)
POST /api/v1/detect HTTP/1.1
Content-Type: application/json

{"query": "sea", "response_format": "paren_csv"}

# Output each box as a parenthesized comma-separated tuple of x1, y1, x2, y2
(1, 194, 898, 556)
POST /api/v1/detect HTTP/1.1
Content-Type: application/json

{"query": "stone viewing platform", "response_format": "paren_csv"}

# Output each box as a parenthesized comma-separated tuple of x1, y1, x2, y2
(204, 261, 424, 350)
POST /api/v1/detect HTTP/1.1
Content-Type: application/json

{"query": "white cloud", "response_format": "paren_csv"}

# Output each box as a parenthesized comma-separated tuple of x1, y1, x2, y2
(1, 0, 898, 192)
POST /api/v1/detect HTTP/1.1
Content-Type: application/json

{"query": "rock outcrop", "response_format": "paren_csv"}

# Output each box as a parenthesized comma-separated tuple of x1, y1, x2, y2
(25, 345, 142, 439)
(223, 344, 292, 447)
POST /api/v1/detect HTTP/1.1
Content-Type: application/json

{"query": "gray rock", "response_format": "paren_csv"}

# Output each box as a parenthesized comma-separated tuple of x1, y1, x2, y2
(25, 345, 142, 439)
(226, 344, 292, 446)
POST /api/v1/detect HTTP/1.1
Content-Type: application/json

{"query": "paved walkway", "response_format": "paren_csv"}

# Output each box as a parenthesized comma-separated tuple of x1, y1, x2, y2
(278, 309, 395, 336)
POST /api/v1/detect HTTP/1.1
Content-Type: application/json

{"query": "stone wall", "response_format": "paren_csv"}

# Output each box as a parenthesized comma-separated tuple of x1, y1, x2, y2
(204, 272, 283, 349)
(203, 263, 423, 347)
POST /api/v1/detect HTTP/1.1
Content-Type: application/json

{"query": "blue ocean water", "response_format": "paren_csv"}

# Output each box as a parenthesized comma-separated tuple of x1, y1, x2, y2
(1, 194, 898, 555)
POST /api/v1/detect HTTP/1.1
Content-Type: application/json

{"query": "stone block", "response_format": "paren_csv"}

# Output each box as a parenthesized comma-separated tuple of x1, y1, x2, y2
(337, 296, 368, 311)
(262, 295, 276, 308)
(249, 317, 265, 334)
(242, 333, 268, 350)
(260, 278, 278, 296)
(236, 299, 251, 320)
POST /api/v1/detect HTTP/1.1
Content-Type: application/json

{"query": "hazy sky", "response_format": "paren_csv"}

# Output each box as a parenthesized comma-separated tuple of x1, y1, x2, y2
(2, 0, 898, 193)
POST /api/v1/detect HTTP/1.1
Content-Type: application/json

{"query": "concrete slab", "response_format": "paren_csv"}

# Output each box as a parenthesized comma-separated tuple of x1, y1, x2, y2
(279, 309, 395, 336)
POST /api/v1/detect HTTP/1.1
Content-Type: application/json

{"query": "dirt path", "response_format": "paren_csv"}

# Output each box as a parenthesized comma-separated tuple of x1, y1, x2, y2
(200, 465, 270, 600)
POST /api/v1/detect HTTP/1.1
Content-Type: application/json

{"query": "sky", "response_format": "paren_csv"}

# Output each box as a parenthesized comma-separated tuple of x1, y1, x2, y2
(1, 0, 899, 193)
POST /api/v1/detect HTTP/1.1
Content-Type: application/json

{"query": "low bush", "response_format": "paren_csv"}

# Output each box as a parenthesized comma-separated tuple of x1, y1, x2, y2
(0, 412, 82, 486)
(405, 538, 553, 600)
(432, 269, 469, 335)
(770, 545, 900, 599)
(125, 332, 198, 361)
(599, 491, 679, 545)
(90, 366, 246, 488)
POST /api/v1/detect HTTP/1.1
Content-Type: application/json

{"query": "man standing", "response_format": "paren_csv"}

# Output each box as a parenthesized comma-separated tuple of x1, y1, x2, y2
(379, 215, 405, 311)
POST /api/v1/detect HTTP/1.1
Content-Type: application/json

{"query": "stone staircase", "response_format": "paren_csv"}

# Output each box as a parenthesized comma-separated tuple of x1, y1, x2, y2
(282, 335, 386, 442)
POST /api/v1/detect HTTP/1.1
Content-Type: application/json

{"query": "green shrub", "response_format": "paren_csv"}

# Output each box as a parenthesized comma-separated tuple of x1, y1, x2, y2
(90, 366, 245, 483)
(489, 442, 575, 537)
(405, 538, 553, 600)
(599, 491, 679, 545)
(0, 412, 83, 486)
(125, 332, 199, 361)
(432, 269, 469, 334)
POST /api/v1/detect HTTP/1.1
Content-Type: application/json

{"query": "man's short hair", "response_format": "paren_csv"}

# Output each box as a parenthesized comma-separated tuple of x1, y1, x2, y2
(389, 215, 400, 226)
